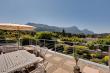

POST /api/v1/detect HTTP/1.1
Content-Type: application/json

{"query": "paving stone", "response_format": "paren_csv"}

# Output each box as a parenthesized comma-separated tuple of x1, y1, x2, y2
(46, 62, 53, 69)
(83, 66, 99, 73)
(53, 56, 63, 62)
(53, 68, 69, 73)
(46, 53, 52, 58)
(64, 60, 76, 67)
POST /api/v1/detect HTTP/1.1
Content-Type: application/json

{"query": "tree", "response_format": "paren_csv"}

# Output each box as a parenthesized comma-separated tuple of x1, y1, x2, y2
(35, 32, 53, 40)
(35, 32, 55, 48)
(62, 29, 66, 36)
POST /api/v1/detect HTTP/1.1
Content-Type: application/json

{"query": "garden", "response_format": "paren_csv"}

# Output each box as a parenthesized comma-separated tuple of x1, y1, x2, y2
(0, 30, 109, 66)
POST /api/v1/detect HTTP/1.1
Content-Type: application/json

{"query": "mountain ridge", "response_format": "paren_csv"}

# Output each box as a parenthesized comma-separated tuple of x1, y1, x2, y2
(26, 22, 94, 34)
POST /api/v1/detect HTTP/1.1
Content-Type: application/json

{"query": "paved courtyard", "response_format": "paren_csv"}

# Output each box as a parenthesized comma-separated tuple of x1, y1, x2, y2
(45, 50, 76, 73)
(44, 50, 109, 73)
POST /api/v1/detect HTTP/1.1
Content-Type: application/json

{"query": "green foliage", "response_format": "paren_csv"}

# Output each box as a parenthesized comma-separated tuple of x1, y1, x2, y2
(21, 35, 35, 45)
(0, 30, 5, 39)
(87, 38, 110, 51)
(60, 37, 86, 43)
(35, 32, 56, 48)
(103, 56, 109, 62)
(74, 45, 88, 50)
(102, 56, 109, 65)
(90, 58, 103, 64)
(62, 29, 66, 36)
(90, 54, 96, 58)
(0, 30, 110, 65)
(35, 32, 53, 40)
(63, 45, 74, 54)
(73, 45, 91, 59)
(95, 52, 102, 59)
(54, 44, 64, 53)
(87, 41, 96, 50)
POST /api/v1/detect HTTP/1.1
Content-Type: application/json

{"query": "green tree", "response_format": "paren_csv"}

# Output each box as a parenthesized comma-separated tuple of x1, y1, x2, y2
(35, 32, 55, 48)
(35, 32, 53, 40)
(62, 29, 66, 36)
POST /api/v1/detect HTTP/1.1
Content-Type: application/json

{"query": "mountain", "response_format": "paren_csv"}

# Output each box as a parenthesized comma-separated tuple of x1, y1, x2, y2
(64, 26, 82, 34)
(26, 23, 94, 34)
(82, 29, 94, 34)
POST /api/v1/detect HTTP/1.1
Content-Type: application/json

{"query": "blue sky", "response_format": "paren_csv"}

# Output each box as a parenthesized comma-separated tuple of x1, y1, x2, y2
(0, 0, 110, 33)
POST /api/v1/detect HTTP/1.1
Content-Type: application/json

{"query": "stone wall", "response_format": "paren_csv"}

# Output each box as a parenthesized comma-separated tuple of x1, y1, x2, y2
(78, 59, 109, 73)
(48, 50, 109, 73)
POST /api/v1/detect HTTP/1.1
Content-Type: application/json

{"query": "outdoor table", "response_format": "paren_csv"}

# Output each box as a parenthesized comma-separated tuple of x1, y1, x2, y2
(24, 46, 35, 53)
(0, 50, 43, 73)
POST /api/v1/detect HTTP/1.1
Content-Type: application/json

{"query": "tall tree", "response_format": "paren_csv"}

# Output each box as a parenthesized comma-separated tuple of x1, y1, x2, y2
(62, 29, 66, 36)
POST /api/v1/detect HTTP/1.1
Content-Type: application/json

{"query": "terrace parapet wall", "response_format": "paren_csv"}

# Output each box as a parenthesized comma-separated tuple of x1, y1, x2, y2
(78, 59, 109, 73)
(48, 50, 109, 73)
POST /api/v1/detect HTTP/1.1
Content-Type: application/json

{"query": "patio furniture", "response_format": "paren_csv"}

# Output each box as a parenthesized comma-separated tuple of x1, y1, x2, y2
(24, 46, 35, 54)
(34, 48, 40, 57)
(0, 50, 43, 73)
(0, 23, 35, 50)
(40, 60, 48, 73)
(1, 45, 24, 53)
(0, 46, 2, 54)
(30, 60, 48, 73)
(39, 47, 48, 61)
(30, 65, 44, 73)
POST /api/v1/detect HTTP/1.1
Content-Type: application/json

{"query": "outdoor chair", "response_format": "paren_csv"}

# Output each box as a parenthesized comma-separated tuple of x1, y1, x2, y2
(39, 47, 48, 61)
(37, 60, 48, 73)
(33, 49, 39, 57)
(0, 46, 2, 54)
(14, 71, 22, 73)
(2, 46, 18, 53)
(30, 63, 45, 73)
(36, 45, 41, 52)
(21, 68, 29, 73)
(33, 46, 41, 57)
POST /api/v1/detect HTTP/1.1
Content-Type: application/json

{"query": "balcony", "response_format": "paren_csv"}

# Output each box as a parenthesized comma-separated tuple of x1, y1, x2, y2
(0, 39, 109, 73)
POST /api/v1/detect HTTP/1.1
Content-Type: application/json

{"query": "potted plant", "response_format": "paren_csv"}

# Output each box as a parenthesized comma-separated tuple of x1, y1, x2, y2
(73, 48, 82, 73)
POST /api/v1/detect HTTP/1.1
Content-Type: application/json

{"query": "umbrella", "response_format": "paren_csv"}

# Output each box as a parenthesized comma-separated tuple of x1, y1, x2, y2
(0, 23, 35, 49)
(0, 23, 35, 31)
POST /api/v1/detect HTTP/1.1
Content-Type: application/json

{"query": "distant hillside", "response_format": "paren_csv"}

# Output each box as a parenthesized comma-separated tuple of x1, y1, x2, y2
(26, 23, 94, 34)
(82, 29, 94, 34)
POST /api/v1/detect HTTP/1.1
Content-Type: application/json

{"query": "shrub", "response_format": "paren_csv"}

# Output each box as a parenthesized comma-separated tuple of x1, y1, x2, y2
(90, 54, 96, 58)
(87, 38, 110, 51)
(90, 58, 103, 64)
(74, 45, 88, 55)
(87, 41, 96, 50)
(73, 45, 91, 59)
(103, 56, 109, 62)
(60, 37, 86, 43)
(35, 32, 53, 40)
(35, 32, 55, 47)
(21, 35, 36, 46)
(63, 45, 74, 54)
(64, 41, 73, 46)
(54, 44, 64, 53)
(45, 40, 55, 49)
(95, 52, 102, 59)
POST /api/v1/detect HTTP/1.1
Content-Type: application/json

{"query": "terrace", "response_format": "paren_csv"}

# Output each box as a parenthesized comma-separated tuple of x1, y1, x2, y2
(0, 23, 109, 73)
(0, 40, 109, 73)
